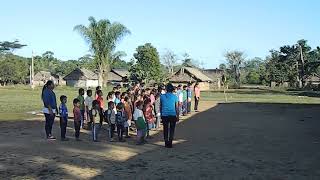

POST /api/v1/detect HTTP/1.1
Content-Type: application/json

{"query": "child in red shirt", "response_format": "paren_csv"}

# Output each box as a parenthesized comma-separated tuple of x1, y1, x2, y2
(96, 90, 104, 124)
(73, 98, 81, 141)
(143, 98, 155, 139)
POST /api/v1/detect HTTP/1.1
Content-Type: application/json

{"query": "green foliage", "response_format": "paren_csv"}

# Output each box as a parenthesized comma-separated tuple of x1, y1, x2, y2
(0, 53, 29, 85)
(74, 16, 130, 86)
(243, 57, 267, 85)
(130, 43, 162, 82)
(265, 39, 320, 87)
(0, 40, 26, 52)
(224, 51, 245, 88)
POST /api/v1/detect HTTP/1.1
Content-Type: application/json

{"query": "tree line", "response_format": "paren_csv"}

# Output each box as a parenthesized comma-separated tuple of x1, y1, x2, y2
(1, 16, 320, 88)
(220, 39, 320, 89)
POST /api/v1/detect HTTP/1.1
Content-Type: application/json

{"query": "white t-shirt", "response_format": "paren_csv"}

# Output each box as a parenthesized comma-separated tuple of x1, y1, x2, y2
(85, 96, 93, 110)
(133, 108, 145, 122)
(179, 93, 183, 103)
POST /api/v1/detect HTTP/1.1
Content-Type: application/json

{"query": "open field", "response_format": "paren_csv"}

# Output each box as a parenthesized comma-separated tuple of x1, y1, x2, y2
(0, 86, 319, 121)
(0, 100, 320, 179)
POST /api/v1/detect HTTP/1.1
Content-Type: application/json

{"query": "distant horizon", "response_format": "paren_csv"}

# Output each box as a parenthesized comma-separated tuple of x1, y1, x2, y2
(1, 0, 320, 68)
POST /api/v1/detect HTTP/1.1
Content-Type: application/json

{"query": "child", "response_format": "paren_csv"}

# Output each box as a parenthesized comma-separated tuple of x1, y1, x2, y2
(91, 100, 101, 142)
(73, 98, 81, 141)
(85, 90, 93, 128)
(177, 85, 183, 115)
(77, 88, 85, 129)
(143, 98, 155, 138)
(124, 96, 133, 138)
(116, 103, 127, 142)
(96, 90, 104, 124)
(95, 86, 101, 99)
(107, 92, 114, 103)
(150, 89, 156, 105)
(59, 95, 69, 141)
(187, 83, 192, 114)
(134, 101, 147, 145)
(105, 101, 117, 142)
(182, 85, 188, 116)
(114, 91, 121, 106)
(154, 93, 161, 129)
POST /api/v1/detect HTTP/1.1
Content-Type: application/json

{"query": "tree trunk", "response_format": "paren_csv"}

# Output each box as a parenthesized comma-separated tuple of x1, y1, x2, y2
(98, 66, 103, 87)
(102, 64, 110, 88)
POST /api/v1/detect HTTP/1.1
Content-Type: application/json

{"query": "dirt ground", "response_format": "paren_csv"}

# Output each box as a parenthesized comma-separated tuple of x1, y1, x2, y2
(0, 101, 320, 180)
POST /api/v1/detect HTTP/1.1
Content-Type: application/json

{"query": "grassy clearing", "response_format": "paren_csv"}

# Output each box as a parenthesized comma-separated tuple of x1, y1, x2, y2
(0, 86, 319, 121)
(201, 89, 320, 104)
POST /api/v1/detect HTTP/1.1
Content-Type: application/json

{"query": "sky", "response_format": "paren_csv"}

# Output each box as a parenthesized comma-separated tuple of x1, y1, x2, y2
(1, 0, 320, 68)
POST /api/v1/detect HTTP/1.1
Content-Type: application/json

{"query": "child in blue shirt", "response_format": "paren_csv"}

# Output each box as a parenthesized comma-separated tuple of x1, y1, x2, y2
(116, 103, 127, 142)
(114, 91, 121, 106)
(59, 95, 68, 141)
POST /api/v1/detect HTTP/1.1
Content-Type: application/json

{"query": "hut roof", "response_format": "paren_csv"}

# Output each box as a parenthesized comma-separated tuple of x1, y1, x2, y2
(63, 68, 98, 80)
(306, 74, 320, 82)
(169, 67, 212, 82)
(107, 71, 123, 81)
(112, 69, 129, 78)
(34, 71, 59, 81)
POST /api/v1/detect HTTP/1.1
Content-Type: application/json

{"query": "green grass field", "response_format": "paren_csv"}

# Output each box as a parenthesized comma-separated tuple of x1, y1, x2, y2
(0, 86, 319, 121)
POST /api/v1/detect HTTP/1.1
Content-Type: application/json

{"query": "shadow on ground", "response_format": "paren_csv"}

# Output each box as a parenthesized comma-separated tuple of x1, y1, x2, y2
(0, 102, 320, 179)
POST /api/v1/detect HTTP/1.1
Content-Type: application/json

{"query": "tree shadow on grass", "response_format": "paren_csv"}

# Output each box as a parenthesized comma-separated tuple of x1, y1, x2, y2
(1, 102, 320, 179)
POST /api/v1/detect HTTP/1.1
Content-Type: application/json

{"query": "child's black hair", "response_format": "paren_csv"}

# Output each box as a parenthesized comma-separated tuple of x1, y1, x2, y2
(73, 98, 80, 104)
(87, 89, 92, 95)
(96, 86, 101, 91)
(108, 101, 114, 109)
(92, 100, 99, 108)
(183, 85, 188, 89)
(124, 96, 130, 102)
(115, 91, 121, 97)
(96, 90, 102, 95)
(79, 88, 84, 94)
(116, 102, 124, 110)
(60, 95, 67, 102)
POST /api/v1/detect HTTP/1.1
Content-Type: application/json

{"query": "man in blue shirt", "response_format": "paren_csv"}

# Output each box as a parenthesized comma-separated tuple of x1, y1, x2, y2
(160, 83, 179, 148)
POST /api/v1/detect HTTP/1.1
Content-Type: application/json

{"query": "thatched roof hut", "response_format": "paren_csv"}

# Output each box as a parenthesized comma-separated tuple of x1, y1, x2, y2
(169, 67, 212, 90)
(107, 69, 129, 82)
(63, 68, 98, 88)
(33, 71, 65, 86)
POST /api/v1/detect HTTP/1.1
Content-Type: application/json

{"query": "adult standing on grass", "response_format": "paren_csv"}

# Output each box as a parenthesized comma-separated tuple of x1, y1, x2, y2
(41, 80, 57, 140)
(160, 83, 179, 148)
(194, 83, 200, 112)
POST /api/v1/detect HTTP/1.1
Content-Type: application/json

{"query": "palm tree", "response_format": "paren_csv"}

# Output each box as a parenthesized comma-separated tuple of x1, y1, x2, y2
(74, 16, 130, 86)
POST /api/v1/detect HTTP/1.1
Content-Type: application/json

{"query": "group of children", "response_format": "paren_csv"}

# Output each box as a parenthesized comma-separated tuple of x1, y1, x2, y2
(57, 83, 194, 145)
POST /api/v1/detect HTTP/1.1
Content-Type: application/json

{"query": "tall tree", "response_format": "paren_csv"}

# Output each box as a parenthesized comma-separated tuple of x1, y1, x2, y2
(0, 40, 26, 52)
(74, 16, 130, 86)
(130, 43, 162, 83)
(161, 49, 177, 74)
(224, 50, 245, 88)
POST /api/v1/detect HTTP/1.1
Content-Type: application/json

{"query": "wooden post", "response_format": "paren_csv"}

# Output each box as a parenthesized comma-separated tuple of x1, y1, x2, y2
(31, 51, 35, 89)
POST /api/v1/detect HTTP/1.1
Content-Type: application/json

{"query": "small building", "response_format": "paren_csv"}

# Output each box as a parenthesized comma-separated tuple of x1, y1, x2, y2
(63, 68, 99, 88)
(33, 71, 65, 86)
(169, 67, 212, 90)
(107, 69, 130, 86)
(202, 68, 224, 89)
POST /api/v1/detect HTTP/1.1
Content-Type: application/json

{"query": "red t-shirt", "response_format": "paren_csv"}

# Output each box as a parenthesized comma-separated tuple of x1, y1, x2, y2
(73, 107, 81, 122)
(96, 96, 104, 110)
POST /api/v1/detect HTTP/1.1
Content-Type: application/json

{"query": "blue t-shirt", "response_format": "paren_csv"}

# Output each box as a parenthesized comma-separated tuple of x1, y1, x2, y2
(59, 103, 68, 119)
(160, 93, 178, 117)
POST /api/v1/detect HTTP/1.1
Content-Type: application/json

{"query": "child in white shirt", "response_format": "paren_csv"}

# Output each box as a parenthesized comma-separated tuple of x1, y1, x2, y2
(134, 101, 147, 145)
